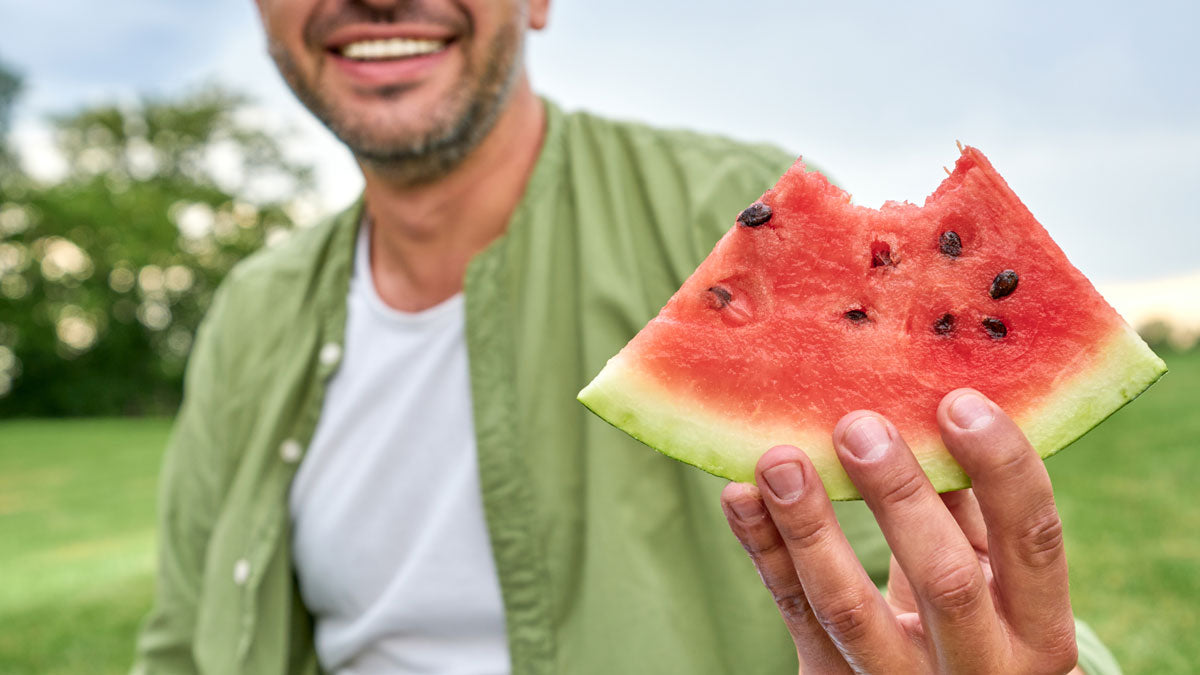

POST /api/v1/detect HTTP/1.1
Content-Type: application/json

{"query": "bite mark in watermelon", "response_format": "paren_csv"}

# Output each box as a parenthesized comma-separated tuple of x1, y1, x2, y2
(578, 146, 1166, 500)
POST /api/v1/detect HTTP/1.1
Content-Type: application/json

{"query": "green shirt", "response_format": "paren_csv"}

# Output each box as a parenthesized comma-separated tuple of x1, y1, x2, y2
(133, 100, 1119, 674)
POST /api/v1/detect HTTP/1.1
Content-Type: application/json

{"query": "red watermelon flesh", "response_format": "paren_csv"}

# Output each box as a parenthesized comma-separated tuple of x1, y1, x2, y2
(578, 146, 1166, 500)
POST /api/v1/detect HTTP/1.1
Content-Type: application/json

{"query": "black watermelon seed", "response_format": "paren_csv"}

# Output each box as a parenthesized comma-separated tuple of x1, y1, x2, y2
(845, 309, 869, 323)
(989, 269, 1019, 299)
(706, 286, 732, 308)
(939, 231, 963, 257)
(933, 313, 956, 335)
(737, 202, 773, 227)
(982, 317, 1008, 339)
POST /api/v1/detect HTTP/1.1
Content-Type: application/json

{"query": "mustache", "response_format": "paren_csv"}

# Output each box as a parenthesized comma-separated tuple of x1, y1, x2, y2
(304, 0, 470, 45)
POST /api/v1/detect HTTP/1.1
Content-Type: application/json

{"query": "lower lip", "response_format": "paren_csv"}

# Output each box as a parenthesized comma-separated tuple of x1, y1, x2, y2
(329, 44, 453, 87)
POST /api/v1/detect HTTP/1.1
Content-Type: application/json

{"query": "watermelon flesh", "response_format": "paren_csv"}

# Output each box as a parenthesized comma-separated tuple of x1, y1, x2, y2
(578, 146, 1166, 500)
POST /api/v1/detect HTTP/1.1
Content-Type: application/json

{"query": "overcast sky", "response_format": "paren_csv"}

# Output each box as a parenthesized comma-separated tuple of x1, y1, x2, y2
(2, 0, 1198, 284)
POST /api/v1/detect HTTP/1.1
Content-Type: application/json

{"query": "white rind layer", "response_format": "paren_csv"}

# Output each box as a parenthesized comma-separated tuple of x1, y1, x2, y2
(578, 323, 1166, 501)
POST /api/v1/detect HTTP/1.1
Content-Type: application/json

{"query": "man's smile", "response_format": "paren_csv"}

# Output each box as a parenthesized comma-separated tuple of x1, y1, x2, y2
(320, 24, 460, 88)
(336, 38, 450, 61)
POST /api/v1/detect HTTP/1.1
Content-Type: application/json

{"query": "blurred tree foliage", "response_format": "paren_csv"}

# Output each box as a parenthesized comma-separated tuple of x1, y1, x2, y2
(1137, 318, 1198, 353)
(0, 59, 21, 174)
(0, 79, 316, 416)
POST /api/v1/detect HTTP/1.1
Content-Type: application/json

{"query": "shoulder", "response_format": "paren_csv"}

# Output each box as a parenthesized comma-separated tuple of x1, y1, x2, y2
(213, 203, 357, 324)
(558, 107, 797, 207)
(195, 203, 357, 376)
(560, 107, 795, 171)
(549, 105, 798, 282)
(223, 205, 357, 302)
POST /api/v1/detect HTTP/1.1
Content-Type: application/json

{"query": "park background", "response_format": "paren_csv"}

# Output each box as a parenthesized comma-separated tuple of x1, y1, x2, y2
(1, 0, 1197, 671)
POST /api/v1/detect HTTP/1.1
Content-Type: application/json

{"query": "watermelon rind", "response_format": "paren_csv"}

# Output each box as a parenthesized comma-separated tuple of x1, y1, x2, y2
(578, 322, 1165, 501)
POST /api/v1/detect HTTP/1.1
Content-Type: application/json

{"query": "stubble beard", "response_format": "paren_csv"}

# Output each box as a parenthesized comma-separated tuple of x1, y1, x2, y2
(269, 12, 525, 185)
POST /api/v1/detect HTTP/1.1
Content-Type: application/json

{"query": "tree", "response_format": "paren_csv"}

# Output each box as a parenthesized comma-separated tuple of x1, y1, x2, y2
(0, 86, 317, 416)
(0, 58, 21, 178)
(0, 59, 18, 134)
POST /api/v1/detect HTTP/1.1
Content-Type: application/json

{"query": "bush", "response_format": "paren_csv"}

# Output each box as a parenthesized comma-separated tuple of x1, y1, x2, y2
(0, 85, 316, 416)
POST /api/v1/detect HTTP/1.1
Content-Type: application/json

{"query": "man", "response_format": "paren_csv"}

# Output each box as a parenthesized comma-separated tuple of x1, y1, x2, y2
(133, 0, 1119, 673)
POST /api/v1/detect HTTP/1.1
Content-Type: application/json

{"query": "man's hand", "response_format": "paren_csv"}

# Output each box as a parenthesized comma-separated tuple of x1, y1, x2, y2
(720, 389, 1081, 674)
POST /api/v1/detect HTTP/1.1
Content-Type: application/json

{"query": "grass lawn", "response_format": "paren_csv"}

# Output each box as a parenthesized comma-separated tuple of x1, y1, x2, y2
(1047, 348, 1200, 672)
(1, 351, 1198, 673)
(0, 418, 169, 675)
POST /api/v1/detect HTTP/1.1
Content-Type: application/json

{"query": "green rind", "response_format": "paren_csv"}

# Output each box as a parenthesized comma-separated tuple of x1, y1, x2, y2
(578, 323, 1166, 501)
(1017, 323, 1167, 458)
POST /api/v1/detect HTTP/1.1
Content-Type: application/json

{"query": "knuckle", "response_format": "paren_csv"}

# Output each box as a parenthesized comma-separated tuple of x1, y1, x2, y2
(1050, 642, 1080, 674)
(1016, 507, 1065, 568)
(740, 530, 786, 558)
(925, 564, 986, 617)
(777, 516, 832, 552)
(816, 592, 873, 644)
(772, 587, 816, 627)
(876, 470, 927, 509)
(1031, 646, 1079, 675)
(984, 437, 1034, 477)
(1033, 621, 1079, 673)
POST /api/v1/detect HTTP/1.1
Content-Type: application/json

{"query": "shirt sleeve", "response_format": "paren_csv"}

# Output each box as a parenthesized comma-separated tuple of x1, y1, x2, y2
(131, 283, 234, 675)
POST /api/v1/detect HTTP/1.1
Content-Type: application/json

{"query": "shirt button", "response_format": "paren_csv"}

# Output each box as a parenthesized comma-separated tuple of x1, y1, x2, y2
(318, 342, 342, 367)
(233, 559, 251, 586)
(279, 439, 303, 463)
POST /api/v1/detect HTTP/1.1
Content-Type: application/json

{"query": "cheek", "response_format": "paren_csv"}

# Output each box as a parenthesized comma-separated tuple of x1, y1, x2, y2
(468, 0, 521, 41)
(260, 0, 314, 52)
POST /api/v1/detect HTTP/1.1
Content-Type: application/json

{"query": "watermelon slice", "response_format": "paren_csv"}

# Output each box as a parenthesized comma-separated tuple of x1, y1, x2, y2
(578, 146, 1166, 500)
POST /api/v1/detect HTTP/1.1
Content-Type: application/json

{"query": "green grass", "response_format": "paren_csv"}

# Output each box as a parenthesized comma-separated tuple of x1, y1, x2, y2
(0, 419, 169, 675)
(1047, 348, 1200, 672)
(1, 353, 1198, 673)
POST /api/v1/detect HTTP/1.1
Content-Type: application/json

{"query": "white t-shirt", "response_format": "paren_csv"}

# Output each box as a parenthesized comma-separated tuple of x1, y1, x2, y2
(288, 223, 510, 675)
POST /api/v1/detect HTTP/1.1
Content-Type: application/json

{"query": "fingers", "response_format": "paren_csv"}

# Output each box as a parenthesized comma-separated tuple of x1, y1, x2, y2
(833, 412, 1007, 671)
(885, 555, 918, 614)
(721, 482, 851, 673)
(941, 489, 988, 553)
(938, 390, 1075, 654)
(753, 445, 915, 672)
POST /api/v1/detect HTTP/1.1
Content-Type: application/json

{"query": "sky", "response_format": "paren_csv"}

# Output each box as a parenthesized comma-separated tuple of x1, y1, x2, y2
(2, 0, 1199, 286)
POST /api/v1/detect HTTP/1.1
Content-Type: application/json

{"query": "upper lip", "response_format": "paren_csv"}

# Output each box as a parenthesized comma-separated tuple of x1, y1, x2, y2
(324, 24, 457, 51)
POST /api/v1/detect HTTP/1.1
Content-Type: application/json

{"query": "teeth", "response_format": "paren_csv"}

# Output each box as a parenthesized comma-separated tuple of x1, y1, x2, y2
(341, 38, 447, 60)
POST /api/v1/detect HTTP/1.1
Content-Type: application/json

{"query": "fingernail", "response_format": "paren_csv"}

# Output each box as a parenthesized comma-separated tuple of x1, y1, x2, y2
(949, 393, 994, 430)
(730, 498, 764, 521)
(763, 462, 805, 501)
(841, 416, 891, 461)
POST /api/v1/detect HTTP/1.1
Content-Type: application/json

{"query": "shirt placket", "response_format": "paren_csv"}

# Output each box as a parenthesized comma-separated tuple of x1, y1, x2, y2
(230, 208, 358, 672)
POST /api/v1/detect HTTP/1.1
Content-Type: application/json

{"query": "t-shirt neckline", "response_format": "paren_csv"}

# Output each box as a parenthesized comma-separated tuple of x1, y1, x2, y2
(353, 219, 465, 326)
